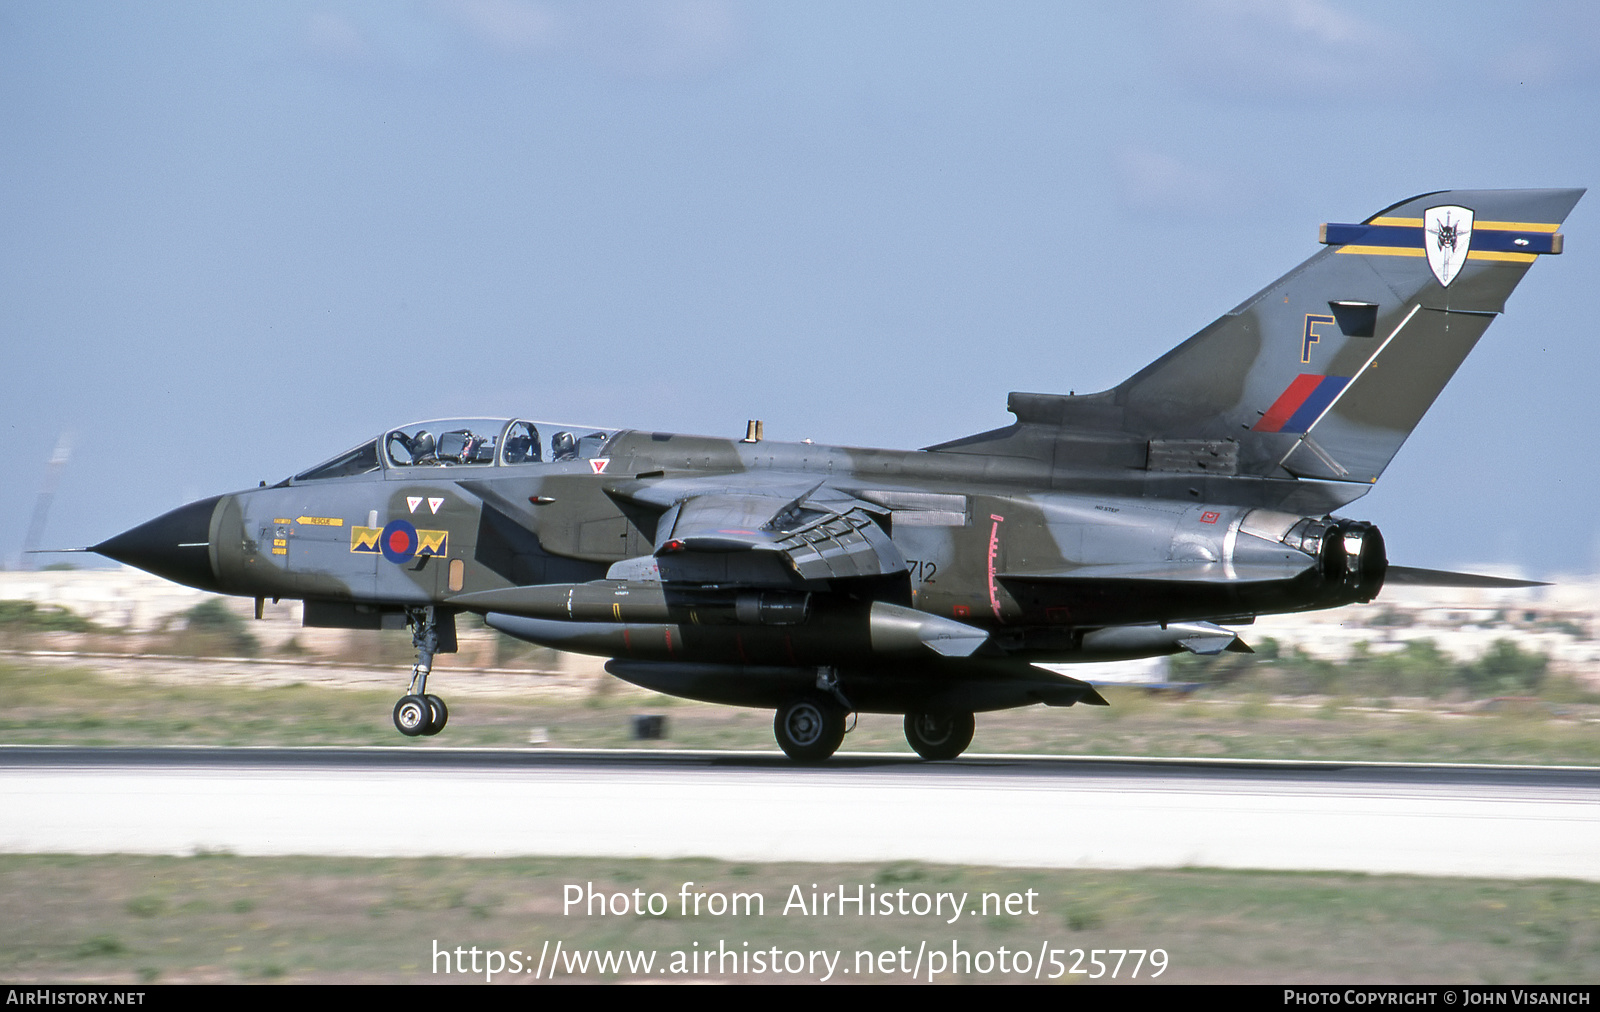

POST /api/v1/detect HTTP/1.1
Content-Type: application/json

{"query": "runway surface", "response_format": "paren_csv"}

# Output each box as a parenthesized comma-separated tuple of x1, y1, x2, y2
(3, 746, 1598, 879)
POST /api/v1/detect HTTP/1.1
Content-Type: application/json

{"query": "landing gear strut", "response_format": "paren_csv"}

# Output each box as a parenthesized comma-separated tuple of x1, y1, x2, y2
(393, 606, 448, 737)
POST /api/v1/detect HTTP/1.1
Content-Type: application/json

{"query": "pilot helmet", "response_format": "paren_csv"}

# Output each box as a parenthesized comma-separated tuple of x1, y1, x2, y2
(552, 430, 577, 460)
(411, 430, 436, 461)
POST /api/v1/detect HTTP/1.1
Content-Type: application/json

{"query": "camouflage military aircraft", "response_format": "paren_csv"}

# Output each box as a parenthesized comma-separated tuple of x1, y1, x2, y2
(90, 187, 1581, 761)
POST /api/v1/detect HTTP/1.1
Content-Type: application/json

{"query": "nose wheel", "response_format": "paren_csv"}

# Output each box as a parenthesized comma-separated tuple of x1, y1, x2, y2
(393, 693, 449, 736)
(424, 694, 447, 733)
(393, 607, 450, 738)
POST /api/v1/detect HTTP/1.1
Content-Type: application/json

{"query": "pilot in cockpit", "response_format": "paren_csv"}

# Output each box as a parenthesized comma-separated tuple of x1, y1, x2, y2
(387, 429, 437, 465)
(551, 430, 578, 461)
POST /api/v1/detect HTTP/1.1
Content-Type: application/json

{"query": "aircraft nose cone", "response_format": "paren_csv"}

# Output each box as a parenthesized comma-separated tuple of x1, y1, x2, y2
(92, 495, 225, 593)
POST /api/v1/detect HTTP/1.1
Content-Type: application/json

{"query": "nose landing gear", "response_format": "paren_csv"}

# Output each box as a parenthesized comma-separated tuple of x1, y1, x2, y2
(393, 606, 451, 737)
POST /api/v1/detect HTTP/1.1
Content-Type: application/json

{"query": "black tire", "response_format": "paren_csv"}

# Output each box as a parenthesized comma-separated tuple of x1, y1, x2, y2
(393, 694, 431, 737)
(904, 711, 975, 760)
(422, 694, 448, 736)
(773, 697, 846, 762)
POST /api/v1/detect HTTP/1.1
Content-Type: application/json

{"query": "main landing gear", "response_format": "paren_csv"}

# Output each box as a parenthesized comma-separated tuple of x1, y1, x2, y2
(393, 606, 449, 737)
(769, 670, 978, 762)
(903, 711, 975, 760)
(773, 667, 852, 762)
(774, 696, 847, 762)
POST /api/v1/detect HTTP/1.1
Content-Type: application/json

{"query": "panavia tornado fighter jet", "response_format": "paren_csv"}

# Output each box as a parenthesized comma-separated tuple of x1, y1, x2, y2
(92, 188, 1581, 761)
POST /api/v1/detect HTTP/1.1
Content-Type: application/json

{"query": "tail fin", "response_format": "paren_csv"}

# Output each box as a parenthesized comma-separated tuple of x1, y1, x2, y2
(980, 188, 1582, 484)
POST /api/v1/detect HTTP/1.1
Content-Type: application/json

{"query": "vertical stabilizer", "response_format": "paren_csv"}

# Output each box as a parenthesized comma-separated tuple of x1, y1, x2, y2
(967, 189, 1583, 485)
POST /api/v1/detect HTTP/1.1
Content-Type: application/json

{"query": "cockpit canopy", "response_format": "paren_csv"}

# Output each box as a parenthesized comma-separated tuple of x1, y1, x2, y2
(292, 418, 618, 482)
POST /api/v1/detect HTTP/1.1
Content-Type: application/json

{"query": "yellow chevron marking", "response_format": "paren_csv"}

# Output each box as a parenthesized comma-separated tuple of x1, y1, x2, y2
(417, 530, 449, 557)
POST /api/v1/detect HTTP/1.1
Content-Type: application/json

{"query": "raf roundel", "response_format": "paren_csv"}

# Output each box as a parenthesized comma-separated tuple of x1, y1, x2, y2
(379, 519, 419, 564)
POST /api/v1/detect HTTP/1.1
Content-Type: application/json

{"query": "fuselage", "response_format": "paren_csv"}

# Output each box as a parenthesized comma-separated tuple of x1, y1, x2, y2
(97, 419, 1382, 673)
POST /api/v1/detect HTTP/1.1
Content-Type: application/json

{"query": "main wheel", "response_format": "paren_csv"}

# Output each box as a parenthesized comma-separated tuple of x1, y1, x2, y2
(393, 694, 431, 737)
(773, 697, 846, 762)
(904, 711, 975, 760)
(422, 694, 448, 736)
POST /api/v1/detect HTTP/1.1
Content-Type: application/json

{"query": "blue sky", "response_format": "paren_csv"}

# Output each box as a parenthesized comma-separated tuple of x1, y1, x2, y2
(4, 1, 1598, 575)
